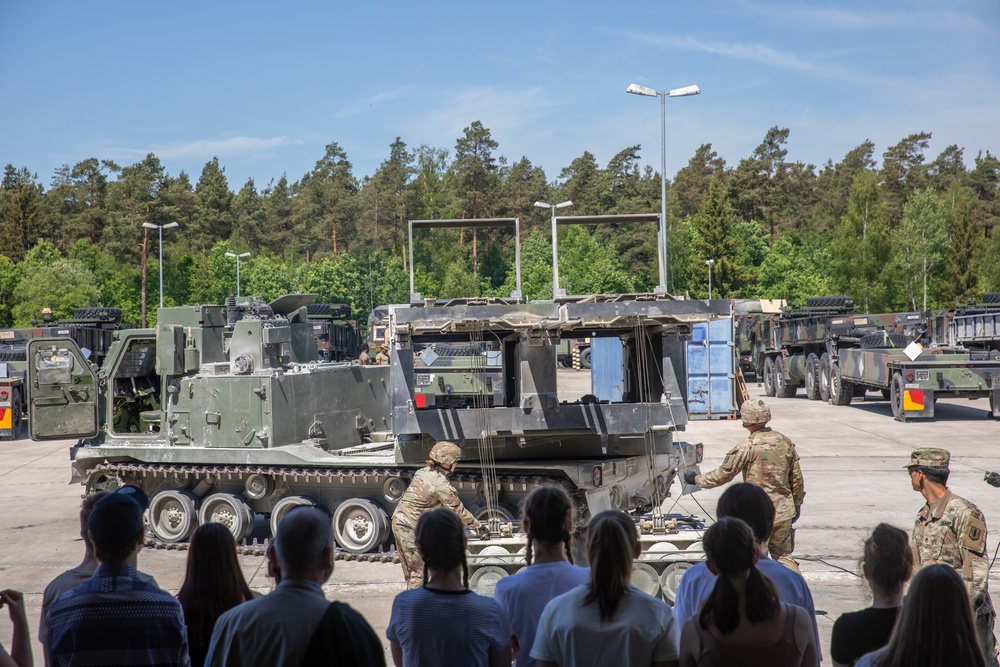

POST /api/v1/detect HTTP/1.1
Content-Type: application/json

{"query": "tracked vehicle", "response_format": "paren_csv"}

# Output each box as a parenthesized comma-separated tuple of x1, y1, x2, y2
(27, 216, 726, 599)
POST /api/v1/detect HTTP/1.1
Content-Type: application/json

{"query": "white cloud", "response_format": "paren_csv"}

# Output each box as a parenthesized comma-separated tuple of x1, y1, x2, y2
(114, 135, 294, 162)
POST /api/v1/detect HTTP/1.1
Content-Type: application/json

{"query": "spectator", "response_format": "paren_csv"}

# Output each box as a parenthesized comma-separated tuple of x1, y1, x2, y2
(831, 524, 913, 667)
(532, 510, 680, 667)
(38, 491, 160, 667)
(387, 508, 511, 667)
(678, 517, 817, 667)
(177, 523, 260, 667)
(1, 589, 32, 667)
(359, 343, 371, 365)
(206, 506, 384, 666)
(673, 483, 821, 661)
(494, 486, 589, 667)
(46, 486, 189, 667)
(855, 564, 987, 667)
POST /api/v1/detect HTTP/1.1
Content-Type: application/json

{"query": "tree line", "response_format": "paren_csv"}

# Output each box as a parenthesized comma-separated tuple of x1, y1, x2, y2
(1, 122, 998, 330)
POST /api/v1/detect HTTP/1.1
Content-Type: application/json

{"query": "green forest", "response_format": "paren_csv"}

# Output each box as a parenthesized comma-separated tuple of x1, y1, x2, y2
(1, 121, 998, 329)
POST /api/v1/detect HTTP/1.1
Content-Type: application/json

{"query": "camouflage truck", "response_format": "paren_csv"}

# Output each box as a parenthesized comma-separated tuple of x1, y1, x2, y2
(732, 299, 784, 378)
(306, 302, 357, 362)
(0, 307, 126, 440)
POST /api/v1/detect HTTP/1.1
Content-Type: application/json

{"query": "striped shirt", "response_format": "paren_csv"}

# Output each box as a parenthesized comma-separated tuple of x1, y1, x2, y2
(47, 562, 190, 667)
(387, 586, 510, 667)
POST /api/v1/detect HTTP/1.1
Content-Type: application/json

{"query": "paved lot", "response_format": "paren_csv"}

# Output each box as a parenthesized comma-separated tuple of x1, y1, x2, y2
(1, 377, 997, 664)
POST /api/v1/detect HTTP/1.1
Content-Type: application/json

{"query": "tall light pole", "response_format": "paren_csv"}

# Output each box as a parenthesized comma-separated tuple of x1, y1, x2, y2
(705, 259, 715, 299)
(626, 82, 700, 293)
(534, 200, 573, 298)
(142, 222, 179, 308)
(225, 251, 251, 297)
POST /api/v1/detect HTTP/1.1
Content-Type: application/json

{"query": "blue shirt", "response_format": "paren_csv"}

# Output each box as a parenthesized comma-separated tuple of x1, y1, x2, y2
(387, 586, 510, 667)
(494, 561, 590, 667)
(47, 562, 190, 667)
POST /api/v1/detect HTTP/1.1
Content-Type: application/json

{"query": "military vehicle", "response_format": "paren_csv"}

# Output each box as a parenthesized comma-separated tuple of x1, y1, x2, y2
(307, 302, 357, 362)
(732, 299, 784, 378)
(0, 307, 126, 440)
(25, 216, 727, 600)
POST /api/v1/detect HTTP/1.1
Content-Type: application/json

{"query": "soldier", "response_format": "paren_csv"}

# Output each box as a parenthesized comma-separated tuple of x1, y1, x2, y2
(391, 441, 489, 588)
(683, 398, 805, 571)
(358, 344, 370, 365)
(906, 448, 996, 664)
(375, 345, 390, 366)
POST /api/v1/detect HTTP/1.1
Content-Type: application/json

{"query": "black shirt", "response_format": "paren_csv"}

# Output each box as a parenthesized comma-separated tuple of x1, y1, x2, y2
(830, 606, 900, 666)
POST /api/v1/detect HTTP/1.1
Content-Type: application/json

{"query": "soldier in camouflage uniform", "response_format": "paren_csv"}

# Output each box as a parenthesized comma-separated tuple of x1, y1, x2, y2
(906, 448, 997, 664)
(683, 399, 805, 571)
(391, 441, 488, 588)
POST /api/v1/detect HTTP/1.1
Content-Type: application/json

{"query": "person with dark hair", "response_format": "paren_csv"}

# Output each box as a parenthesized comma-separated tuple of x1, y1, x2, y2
(678, 517, 817, 667)
(830, 523, 913, 667)
(531, 510, 679, 667)
(206, 505, 384, 666)
(855, 564, 987, 667)
(359, 343, 371, 365)
(493, 486, 589, 667)
(905, 448, 996, 664)
(177, 523, 260, 667)
(1, 589, 32, 667)
(673, 483, 821, 660)
(391, 440, 487, 588)
(386, 508, 511, 667)
(39, 491, 161, 666)
(46, 486, 190, 667)
(683, 399, 805, 571)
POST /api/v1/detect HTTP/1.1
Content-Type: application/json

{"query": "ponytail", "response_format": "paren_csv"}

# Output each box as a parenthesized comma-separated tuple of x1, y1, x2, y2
(583, 511, 637, 621)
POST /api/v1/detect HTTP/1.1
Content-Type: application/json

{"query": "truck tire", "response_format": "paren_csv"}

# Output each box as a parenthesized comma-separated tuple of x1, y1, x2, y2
(890, 373, 906, 422)
(829, 363, 853, 405)
(579, 347, 592, 369)
(762, 357, 776, 397)
(818, 353, 832, 402)
(804, 353, 821, 400)
(0, 346, 26, 362)
(806, 296, 854, 309)
(860, 332, 908, 349)
(983, 292, 1000, 304)
(73, 307, 123, 323)
(775, 356, 797, 398)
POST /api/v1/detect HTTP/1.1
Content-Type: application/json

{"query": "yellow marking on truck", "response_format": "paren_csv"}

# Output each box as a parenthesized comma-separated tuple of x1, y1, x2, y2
(903, 389, 925, 411)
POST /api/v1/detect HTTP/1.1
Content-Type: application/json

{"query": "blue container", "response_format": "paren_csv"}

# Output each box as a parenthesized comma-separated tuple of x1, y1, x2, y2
(686, 319, 736, 418)
(590, 337, 624, 402)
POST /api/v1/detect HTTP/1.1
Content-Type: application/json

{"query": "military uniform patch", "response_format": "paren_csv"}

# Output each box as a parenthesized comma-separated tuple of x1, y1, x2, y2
(963, 514, 987, 555)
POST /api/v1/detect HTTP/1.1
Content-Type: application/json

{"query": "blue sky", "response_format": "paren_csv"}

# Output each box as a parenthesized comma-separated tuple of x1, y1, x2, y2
(2, 1, 998, 191)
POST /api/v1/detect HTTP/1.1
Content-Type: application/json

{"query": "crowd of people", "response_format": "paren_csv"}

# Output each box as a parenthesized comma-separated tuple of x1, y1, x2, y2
(1, 400, 996, 667)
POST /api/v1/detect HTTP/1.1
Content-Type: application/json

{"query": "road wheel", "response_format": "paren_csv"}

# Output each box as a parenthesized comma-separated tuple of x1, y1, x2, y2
(805, 353, 821, 400)
(473, 503, 518, 523)
(332, 498, 389, 553)
(830, 363, 853, 406)
(818, 354, 831, 402)
(890, 373, 906, 422)
(269, 495, 316, 537)
(149, 489, 199, 543)
(775, 357, 797, 398)
(199, 492, 255, 540)
(763, 357, 776, 397)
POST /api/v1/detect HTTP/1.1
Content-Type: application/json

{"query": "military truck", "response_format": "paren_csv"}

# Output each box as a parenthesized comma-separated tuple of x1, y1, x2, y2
(0, 307, 126, 440)
(306, 302, 357, 362)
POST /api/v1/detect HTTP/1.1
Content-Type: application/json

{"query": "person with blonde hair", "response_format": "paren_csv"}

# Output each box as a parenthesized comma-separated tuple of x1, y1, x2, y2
(531, 510, 679, 667)
(831, 523, 913, 667)
(855, 564, 987, 667)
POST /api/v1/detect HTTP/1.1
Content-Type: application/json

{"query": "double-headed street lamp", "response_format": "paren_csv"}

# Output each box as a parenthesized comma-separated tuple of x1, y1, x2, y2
(534, 200, 573, 298)
(142, 221, 179, 308)
(225, 252, 251, 297)
(706, 259, 715, 299)
(626, 82, 701, 293)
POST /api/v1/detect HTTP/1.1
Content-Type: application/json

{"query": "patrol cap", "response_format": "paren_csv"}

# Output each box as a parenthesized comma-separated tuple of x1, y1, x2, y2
(430, 441, 462, 466)
(905, 448, 950, 469)
(741, 399, 771, 426)
(88, 485, 148, 553)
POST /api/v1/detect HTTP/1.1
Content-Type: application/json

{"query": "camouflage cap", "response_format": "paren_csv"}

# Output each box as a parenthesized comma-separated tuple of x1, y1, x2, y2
(741, 399, 771, 426)
(430, 441, 462, 466)
(905, 448, 950, 469)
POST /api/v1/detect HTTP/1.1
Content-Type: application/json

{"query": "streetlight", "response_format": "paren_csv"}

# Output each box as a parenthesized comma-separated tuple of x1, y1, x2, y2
(626, 82, 701, 293)
(534, 200, 573, 298)
(225, 252, 251, 297)
(705, 259, 715, 299)
(142, 222, 179, 308)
